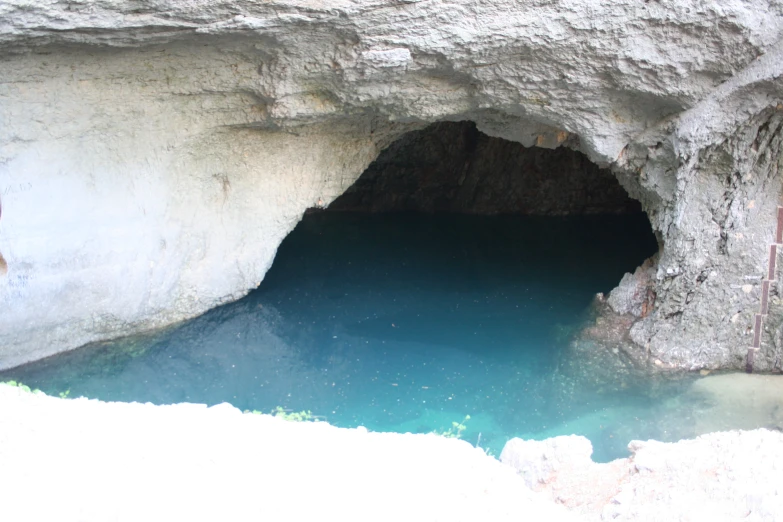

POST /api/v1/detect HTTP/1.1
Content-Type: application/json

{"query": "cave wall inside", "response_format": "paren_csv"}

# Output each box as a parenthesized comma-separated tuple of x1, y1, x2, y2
(329, 122, 640, 215)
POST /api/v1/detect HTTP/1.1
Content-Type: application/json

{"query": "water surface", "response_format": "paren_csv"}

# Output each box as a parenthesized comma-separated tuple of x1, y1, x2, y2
(5, 212, 780, 461)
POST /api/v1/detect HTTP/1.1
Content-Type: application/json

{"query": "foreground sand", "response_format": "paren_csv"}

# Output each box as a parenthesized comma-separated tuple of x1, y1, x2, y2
(0, 384, 577, 522)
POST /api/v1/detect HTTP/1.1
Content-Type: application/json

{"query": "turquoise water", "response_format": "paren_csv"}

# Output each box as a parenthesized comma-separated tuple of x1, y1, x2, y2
(2, 212, 710, 461)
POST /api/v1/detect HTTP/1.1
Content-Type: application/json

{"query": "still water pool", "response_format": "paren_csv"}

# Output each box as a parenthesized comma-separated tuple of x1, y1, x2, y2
(3, 212, 780, 461)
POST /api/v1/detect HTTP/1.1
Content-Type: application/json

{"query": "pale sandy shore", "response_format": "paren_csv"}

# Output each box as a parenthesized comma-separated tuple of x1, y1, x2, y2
(0, 384, 578, 522)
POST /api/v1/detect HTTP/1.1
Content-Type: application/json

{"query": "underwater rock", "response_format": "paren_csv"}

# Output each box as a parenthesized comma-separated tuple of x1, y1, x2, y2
(683, 373, 783, 434)
(556, 299, 660, 392)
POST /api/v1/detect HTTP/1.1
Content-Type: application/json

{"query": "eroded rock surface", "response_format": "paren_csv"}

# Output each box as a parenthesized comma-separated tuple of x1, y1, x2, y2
(502, 429, 783, 521)
(1, 0, 783, 369)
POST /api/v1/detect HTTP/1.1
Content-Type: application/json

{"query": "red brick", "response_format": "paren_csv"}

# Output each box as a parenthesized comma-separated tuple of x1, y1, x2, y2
(761, 280, 770, 314)
(752, 314, 762, 348)
(777, 207, 783, 244)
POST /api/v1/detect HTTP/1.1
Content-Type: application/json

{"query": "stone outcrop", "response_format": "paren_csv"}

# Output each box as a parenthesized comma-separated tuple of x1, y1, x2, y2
(499, 435, 596, 490)
(501, 429, 783, 521)
(1, 0, 783, 370)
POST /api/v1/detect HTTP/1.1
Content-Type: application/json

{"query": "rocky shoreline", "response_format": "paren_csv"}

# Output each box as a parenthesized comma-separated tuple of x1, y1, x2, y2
(1, 382, 781, 521)
(501, 429, 783, 521)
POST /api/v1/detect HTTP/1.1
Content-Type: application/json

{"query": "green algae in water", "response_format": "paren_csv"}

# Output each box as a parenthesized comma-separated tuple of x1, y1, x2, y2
(7, 212, 773, 462)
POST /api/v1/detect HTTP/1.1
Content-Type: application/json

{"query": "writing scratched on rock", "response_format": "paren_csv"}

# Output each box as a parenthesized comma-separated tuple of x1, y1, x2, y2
(3, 274, 32, 298)
(2, 182, 33, 196)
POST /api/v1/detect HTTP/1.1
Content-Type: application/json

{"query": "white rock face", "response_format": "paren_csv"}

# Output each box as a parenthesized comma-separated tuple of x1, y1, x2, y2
(501, 430, 783, 521)
(500, 435, 595, 489)
(0, 384, 581, 522)
(1, 0, 783, 369)
(3, 382, 780, 522)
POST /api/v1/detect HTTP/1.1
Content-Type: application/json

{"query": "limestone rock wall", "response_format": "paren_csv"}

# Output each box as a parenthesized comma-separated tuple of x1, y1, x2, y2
(0, 44, 386, 368)
(1, 0, 783, 370)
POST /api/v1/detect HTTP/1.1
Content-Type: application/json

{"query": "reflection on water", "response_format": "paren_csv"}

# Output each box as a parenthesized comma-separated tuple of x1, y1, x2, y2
(3, 213, 781, 461)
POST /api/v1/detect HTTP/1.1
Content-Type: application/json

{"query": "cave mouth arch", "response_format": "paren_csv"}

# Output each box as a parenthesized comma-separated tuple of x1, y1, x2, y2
(0, 121, 662, 463)
(312, 120, 659, 315)
(327, 121, 643, 216)
(317, 119, 660, 316)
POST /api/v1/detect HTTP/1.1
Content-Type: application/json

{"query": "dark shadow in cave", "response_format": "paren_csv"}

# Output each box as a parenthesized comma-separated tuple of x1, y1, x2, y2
(328, 121, 642, 216)
(280, 120, 661, 368)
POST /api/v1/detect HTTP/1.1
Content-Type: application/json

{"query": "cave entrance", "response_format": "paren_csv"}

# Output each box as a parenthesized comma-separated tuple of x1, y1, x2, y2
(329, 121, 642, 216)
(2, 121, 663, 462)
(251, 120, 660, 458)
(312, 121, 660, 367)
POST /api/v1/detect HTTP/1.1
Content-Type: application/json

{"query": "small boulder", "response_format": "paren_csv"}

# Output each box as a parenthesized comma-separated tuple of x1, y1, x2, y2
(606, 262, 656, 318)
(499, 435, 594, 490)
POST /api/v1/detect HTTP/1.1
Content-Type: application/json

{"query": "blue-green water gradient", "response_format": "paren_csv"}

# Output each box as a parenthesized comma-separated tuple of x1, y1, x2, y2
(3, 212, 709, 461)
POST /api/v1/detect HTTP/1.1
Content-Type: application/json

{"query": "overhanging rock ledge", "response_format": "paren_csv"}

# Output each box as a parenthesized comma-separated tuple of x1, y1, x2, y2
(1, 0, 783, 371)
